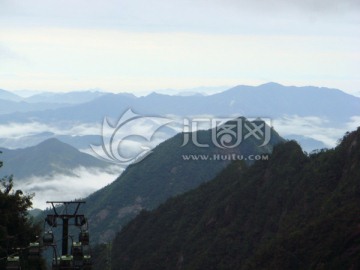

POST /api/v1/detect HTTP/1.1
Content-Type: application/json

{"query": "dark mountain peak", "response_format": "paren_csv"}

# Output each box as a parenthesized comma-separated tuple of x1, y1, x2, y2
(271, 140, 305, 161)
(83, 117, 284, 243)
(336, 127, 360, 159)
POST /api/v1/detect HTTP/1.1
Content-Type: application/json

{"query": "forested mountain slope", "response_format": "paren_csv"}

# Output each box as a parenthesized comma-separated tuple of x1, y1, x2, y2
(110, 128, 360, 270)
(84, 119, 283, 243)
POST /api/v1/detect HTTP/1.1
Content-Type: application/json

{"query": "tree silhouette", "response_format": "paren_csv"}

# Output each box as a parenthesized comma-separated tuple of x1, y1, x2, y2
(0, 156, 45, 269)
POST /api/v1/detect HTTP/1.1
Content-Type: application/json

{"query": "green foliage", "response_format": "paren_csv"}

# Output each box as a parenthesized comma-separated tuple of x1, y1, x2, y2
(92, 243, 112, 270)
(108, 128, 360, 270)
(0, 158, 46, 270)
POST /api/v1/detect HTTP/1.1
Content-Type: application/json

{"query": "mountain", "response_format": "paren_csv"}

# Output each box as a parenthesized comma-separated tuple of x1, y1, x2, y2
(28, 208, 42, 218)
(284, 134, 328, 153)
(0, 89, 107, 115)
(0, 92, 136, 123)
(79, 118, 284, 243)
(0, 138, 112, 179)
(0, 132, 104, 151)
(24, 90, 107, 104)
(109, 128, 360, 270)
(0, 83, 358, 152)
(0, 99, 70, 115)
(0, 89, 22, 101)
(1, 83, 358, 123)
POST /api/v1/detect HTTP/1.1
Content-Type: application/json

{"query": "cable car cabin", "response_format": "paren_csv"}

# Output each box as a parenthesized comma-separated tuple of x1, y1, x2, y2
(43, 231, 54, 245)
(71, 242, 83, 258)
(83, 255, 92, 270)
(6, 256, 21, 270)
(59, 255, 73, 269)
(28, 242, 40, 258)
(79, 230, 90, 245)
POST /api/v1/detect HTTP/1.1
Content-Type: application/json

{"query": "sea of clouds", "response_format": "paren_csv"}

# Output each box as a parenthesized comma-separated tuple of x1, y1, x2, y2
(2, 113, 360, 209)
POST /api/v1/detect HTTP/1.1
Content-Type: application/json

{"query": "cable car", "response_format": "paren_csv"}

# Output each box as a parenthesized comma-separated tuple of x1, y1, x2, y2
(59, 255, 73, 269)
(83, 255, 92, 270)
(71, 242, 83, 258)
(28, 242, 40, 258)
(79, 230, 90, 245)
(6, 256, 21, 270)
(43, 231, 54, 245)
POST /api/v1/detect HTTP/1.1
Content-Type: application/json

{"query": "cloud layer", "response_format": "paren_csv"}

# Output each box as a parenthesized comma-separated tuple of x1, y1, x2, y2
(14, 166, 122, 209)
(273, 115, 360, 147)
(2, 112, 358, 210)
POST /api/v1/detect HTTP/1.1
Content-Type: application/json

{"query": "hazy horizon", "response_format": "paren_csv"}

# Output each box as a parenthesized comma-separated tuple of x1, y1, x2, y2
(1, 0, 359, 96)
(2, 82, 360, 98)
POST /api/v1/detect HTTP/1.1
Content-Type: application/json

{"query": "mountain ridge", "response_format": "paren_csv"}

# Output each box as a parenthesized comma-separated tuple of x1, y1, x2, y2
(24, 90, 109, 104)
(0, 83, 358, 154)
(1, 83, 358, 123)
(0, 138, 112, 179)
(0, 88, 22, 101)
(79, 118, 284, 243)
(108, 127, 360, 269)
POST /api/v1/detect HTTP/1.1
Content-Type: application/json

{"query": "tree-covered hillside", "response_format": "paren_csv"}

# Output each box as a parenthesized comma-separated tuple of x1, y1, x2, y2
(83, 119, 283, 243)
(110, 128, 360, 270)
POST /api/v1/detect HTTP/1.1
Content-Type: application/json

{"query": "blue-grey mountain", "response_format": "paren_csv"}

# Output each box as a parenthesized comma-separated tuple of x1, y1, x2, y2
(1, 83, 358, 124)
(0, 138, 113, 180)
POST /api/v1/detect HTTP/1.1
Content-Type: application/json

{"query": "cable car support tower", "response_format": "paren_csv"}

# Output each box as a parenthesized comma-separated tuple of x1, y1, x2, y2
(43, 201, 91, 270)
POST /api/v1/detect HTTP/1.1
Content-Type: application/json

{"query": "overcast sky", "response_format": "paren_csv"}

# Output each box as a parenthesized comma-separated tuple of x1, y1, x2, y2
(0, 0, 359, 95)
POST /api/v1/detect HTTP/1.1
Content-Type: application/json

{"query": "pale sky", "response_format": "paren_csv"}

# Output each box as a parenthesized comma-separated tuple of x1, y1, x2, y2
(0, 0, 359, 95)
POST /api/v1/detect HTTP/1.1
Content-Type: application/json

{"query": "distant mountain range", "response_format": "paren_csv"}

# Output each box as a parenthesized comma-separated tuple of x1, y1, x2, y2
(24, 90, 107, 104)
(0, 89, 106, 114)
(1, 83, 358, 210)
(107, 128, 360, 270)
(1, 83, 359, 123)
(0, 83, 359, 152)
(0, 138, 112, 180)
(0, 98, 70, 114)
(0, 89, 107, 104)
